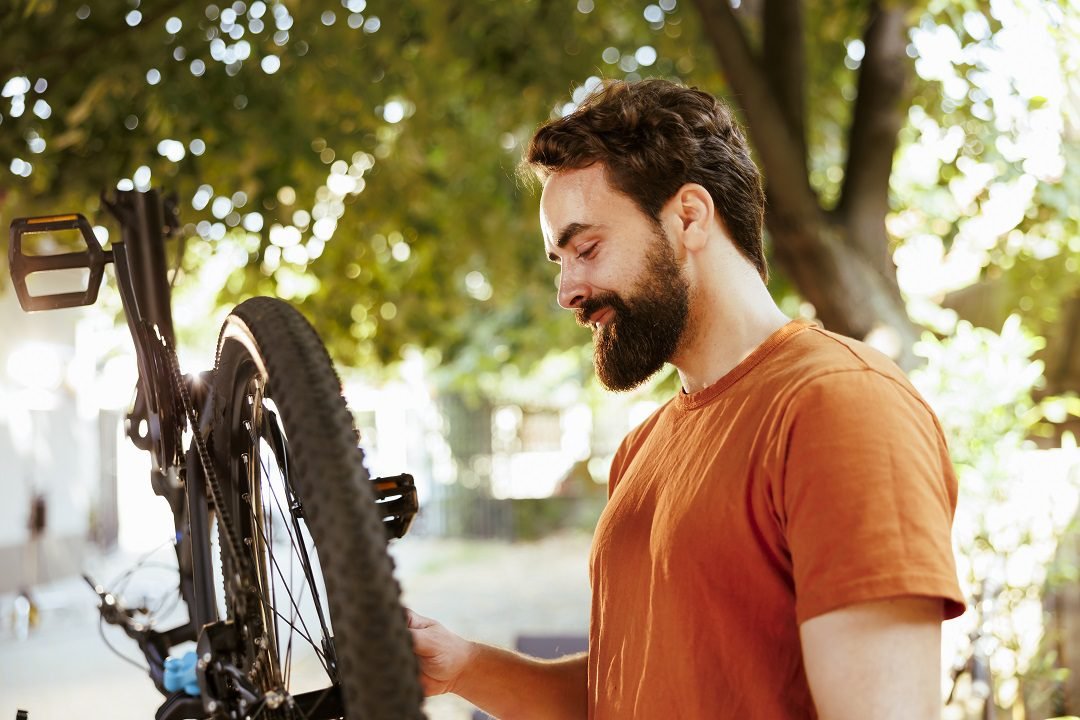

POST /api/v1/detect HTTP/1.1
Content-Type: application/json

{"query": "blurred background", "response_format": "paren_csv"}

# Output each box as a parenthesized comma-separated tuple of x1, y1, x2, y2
(0, 0, 1079, 718)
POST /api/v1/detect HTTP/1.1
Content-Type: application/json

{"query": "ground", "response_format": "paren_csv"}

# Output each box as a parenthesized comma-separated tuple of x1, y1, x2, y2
(0, 531, 593, 720)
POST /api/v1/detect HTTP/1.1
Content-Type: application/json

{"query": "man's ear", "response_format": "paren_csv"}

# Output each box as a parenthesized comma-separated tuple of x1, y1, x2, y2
(665, 183, 714, 252)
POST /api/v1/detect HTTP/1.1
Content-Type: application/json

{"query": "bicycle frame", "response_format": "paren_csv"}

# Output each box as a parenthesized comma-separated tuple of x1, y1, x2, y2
(104, 190, 220, 640)
(12, 190, 220, 714)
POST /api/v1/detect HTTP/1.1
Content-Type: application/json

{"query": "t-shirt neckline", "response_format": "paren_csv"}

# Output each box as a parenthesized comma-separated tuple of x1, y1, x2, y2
(674, 318, 813, 411)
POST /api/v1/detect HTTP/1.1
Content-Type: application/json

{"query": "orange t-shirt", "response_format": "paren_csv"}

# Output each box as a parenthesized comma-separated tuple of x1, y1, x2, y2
(587, 319, 965, 719)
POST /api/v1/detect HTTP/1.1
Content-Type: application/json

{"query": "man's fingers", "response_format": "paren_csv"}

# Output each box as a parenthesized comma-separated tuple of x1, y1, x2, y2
(409, 626, 440, 657)
(405, 607, 434, 629)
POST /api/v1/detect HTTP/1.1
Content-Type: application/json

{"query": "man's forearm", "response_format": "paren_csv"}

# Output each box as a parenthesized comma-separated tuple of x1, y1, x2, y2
(451, 643, 588, 720)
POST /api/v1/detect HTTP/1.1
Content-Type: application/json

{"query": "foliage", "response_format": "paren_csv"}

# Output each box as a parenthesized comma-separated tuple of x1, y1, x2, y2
(891, 1, 1080, 363)
(912, 316, 1080, 716)
(0, 0, 699, 378)
(2, 1, 1075, 387)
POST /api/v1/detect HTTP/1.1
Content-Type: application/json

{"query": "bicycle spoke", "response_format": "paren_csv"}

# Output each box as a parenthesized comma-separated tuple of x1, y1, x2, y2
(246, 492, 329, 675)
(284, 546, 297, 688)
(231, 389, 358, 718)
(278, 472, 336, 670)
(247, 443, 321, 662)
(253, 592, 328, 678)
(243, 412, 336, 678)
(252, 410, 335, 644)
(271, 478, 305, 691)
(257, 430, 285, 690)
(244, 474, 330, 683)
(284, 469, 300, 690)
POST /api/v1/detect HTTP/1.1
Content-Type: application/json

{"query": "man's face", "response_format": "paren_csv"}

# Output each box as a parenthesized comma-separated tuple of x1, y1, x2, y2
(540, 165, 691, 391)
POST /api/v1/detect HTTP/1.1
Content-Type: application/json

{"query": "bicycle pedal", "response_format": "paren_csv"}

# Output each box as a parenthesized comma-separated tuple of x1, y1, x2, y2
(371, 473, 419, 539)
(8, 213, 112, 311)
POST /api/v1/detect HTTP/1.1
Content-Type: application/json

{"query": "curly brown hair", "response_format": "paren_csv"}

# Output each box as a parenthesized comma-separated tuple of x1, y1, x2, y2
(524, 78, 767, 281)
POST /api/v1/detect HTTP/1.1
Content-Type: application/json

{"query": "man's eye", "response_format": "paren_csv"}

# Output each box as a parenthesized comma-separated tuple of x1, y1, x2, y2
(578, 245, 596, 260)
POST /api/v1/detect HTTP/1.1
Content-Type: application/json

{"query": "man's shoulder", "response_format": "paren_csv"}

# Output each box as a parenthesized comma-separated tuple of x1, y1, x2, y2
(768, 322, 918, 398)
(760, 324, 943, 434)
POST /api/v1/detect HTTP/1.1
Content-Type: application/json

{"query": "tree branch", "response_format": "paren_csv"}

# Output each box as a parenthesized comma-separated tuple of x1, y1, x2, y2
(762, 0, 806, 167)
(0, 0, 188, 83)
(836, 2, 910, 275)
(692, 0, 916, 363)
(690, 0, 818, 223)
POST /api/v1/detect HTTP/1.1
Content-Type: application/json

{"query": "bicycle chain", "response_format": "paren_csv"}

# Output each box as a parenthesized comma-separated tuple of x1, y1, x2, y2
(160, 329, 249, 582)
(161, 331, 291, 709)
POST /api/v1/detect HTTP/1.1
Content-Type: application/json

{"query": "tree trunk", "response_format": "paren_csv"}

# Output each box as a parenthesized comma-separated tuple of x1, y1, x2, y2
(767, 208, 919, 368)
(1026, 518, 1080, 716)
(690, 0, 919, 368)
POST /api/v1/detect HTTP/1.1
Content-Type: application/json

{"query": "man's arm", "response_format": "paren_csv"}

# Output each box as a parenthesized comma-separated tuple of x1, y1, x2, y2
(799, 597, 944, 720)
(407, 610, 588, 720)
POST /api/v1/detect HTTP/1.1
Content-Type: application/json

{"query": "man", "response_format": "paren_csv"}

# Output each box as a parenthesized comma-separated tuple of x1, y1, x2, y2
(408, 79, 964, 719)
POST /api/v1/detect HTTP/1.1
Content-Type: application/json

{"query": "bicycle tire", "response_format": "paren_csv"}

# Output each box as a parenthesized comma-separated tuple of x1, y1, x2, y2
(210, 296, 424, 719)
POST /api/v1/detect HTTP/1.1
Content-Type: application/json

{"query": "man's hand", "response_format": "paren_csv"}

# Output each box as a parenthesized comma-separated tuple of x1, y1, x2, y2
(406, 609, 477, 696)
(405, 608, 588, 719)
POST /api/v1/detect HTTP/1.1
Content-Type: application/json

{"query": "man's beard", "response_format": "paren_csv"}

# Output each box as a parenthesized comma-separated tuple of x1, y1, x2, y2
(575, 230, 691, 392)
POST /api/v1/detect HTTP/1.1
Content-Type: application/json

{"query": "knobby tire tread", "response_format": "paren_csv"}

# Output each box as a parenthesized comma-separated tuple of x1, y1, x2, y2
(211, 296, 424, 720)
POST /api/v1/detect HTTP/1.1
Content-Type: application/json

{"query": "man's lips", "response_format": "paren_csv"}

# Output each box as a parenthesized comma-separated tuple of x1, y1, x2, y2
(588, 307, 614, 329)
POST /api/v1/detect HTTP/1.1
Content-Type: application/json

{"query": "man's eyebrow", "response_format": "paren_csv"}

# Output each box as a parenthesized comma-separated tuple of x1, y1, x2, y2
(546, 222, 596, 262)
(557, 222, 595, 249)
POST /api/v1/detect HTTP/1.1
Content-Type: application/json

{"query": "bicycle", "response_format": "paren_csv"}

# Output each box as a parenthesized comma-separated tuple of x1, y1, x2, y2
(8, 188, 426, 719)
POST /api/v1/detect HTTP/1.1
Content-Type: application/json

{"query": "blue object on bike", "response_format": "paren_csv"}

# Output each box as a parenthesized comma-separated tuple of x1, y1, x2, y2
(163, 651, 201, 696)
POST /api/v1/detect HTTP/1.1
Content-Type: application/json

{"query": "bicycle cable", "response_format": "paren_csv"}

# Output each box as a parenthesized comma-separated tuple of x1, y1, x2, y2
(97, 616, 150, 674)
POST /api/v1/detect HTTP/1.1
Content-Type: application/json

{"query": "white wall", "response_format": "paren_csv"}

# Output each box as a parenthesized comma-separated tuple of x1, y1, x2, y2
(0, 288, 102, 587)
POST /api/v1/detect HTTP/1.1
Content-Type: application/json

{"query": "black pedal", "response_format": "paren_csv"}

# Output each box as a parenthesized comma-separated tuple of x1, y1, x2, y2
(371, 473, 419, 539)
(8, 213, 112, 311)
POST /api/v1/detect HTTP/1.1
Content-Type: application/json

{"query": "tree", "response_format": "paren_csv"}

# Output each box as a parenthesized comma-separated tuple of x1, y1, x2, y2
(691, 1, 918, 363)
(0, 0, 1075, 380)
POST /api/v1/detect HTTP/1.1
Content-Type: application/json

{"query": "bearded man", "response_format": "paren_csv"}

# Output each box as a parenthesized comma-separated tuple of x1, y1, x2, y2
(407, 79, 964, 719)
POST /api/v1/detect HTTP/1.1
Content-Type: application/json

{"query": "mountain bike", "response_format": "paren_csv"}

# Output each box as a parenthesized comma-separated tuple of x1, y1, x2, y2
(8, 188, 425, 719)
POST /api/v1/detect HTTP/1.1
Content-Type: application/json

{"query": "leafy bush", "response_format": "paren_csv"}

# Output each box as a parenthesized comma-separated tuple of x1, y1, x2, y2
(911, 316, 1080, 716)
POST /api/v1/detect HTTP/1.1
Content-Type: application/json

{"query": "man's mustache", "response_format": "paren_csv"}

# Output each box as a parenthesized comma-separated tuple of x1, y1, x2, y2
(575, 293, 623, 328)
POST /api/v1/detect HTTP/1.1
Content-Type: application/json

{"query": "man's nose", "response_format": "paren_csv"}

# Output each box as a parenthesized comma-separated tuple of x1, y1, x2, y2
(557, 267, 589, 310)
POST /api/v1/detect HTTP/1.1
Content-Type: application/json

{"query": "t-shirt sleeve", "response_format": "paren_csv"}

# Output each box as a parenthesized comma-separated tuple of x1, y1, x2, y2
(776, 369, 966, 624)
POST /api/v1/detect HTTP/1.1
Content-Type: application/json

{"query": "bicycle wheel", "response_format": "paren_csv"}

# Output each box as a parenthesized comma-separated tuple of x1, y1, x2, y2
(210, 296, 424, 719)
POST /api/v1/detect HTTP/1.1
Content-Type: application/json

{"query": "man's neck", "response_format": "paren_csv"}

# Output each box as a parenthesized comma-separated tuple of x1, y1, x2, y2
(673, 282, 791, 395)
